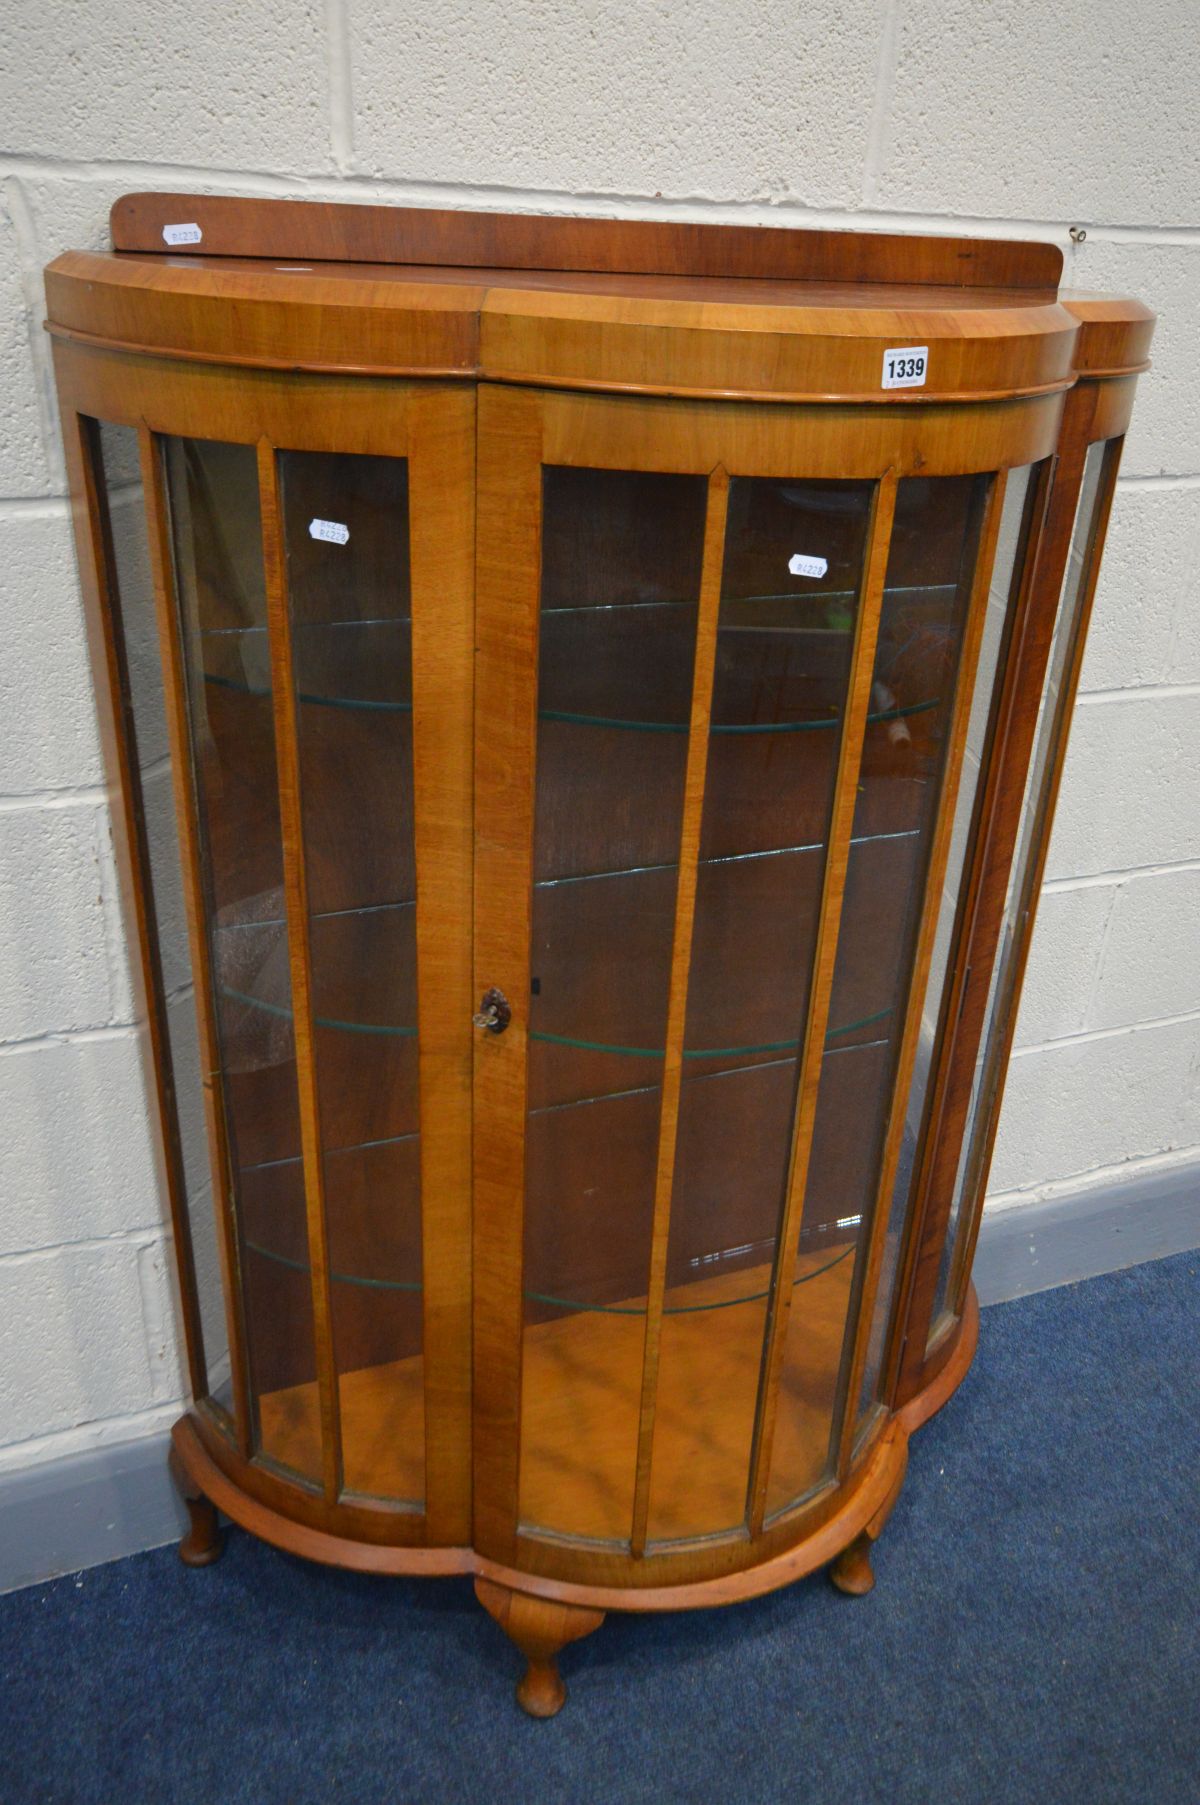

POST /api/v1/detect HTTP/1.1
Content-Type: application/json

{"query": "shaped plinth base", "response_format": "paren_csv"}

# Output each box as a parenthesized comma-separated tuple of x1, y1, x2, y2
(475, 1577, 605, 1717)
(168, 1443, 223, 1568)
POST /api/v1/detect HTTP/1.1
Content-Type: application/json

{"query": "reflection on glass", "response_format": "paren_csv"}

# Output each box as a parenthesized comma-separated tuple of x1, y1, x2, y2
(928, 442, 1112, 1344)
(95, 423, 233, 1420)
(164, 436, 319, 1480)
(277, 450, 423, 1506)
(518, 467, 709, 1542)
(853, 465, 1041, 1436)
(765, 472, 995, 1519)
(645, 477, 874, 1542)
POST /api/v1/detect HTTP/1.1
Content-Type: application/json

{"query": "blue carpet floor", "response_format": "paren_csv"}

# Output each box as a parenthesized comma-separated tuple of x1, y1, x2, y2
(1, 1250, 1196, 1804)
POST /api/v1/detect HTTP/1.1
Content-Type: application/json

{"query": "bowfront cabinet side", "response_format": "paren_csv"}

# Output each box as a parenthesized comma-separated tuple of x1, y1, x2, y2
(45, 196, 1152, 1714)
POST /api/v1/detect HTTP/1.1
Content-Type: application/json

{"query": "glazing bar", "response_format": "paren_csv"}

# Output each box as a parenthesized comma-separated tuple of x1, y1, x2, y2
(630, 468, 731, 1557)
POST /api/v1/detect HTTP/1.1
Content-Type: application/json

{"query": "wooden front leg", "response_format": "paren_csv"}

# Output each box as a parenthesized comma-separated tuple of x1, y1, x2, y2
(168, 1443, 223, 1568)
(475, 1577, 605, 1717)
(829, 1529, 877, 1595)
(829, 1454, 905, 1596)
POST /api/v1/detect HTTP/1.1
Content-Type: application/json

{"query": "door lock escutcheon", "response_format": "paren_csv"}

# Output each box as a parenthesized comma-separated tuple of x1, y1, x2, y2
(473, 987, 511, 1034)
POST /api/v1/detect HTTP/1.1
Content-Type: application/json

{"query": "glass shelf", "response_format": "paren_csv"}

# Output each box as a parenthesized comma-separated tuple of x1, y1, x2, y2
(238, 1128, 416, 1177)
(540, 579, 955, 616)
(201, 616, 413, 714)
(238, 1131, 422, 1268)
(218, 980, 888, 1056)
(532, 824, 919, 889)
(525, 828, 917, 1109)
(523, 1241, 853, 1317)
(212, 821, 912, 1059)
(213, 905, 418, 1052)
(200, 617, 410, 632)
(203, 664, 936, 736)
(244, 1237, 423, 1294)
(539, 697, 936, 735)
(243, 1202, 855, 1314)
(521, 1033, 892, 1320)
(206, 671, 413, 715)
(528, 1003, 890, 1061)
(220, 982, 417, 1039)
(217, 897, 415, 932)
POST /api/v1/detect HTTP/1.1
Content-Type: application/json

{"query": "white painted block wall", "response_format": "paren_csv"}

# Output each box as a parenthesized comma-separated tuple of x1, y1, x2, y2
(1, 0, 1197, 1475)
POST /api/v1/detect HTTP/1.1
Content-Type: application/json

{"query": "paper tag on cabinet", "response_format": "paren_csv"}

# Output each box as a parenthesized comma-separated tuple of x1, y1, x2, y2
(162, 222, 203, 246)
(788, 553, 828, 579)
(309, 518, 350, 545)
(881, 346, 928, 389)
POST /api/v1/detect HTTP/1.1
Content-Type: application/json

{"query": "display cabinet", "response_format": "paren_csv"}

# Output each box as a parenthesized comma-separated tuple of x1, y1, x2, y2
(46, 195, 1151, 1715)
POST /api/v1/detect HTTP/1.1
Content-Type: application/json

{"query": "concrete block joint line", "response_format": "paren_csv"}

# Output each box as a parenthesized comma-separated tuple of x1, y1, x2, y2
(0, 0, 1197, 1527)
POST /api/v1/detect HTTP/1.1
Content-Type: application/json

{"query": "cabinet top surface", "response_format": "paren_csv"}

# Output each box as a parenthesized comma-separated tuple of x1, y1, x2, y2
(43, 194, 1153, 404)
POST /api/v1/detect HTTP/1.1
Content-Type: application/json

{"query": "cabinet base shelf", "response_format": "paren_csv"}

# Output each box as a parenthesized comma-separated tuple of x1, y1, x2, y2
(256, 1244, 857, 1540)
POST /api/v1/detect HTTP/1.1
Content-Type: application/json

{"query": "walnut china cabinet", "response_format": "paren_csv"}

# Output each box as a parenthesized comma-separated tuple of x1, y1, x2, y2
(46, 195, 1151, 1715)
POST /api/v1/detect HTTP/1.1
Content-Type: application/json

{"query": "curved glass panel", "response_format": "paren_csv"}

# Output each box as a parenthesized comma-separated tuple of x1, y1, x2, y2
(927, 441, 1114, 1346)
(164, 436, 319, 1481)
(516, 470, 880, 1544)
(93, 422, 233, 1423)
(764, 471, 993, 1518)
(274, 450, 422, 1505)
(645, 476, 873, 1541)
(852, 464, 1042, 1438)
(518, 467, 709, 1542)
(516, 465, 1046, 1542)
(105, 433, 424, 1502)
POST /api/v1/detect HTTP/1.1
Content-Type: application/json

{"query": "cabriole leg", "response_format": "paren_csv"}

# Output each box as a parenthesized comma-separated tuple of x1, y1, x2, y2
(475, 1577, 605, 1718)
(829, 1469, 904, 1597)
(833, 1458, 909, 1602)
(168, 1442, 223, 1568)
(829, 1530, 876, 1595)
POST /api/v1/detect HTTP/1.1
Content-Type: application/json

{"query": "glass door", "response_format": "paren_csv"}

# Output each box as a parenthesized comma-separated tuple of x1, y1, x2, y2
(472, 384, 1049, 1565)
(71, 370, 475, 1544)
(162, 439, 424, 1499)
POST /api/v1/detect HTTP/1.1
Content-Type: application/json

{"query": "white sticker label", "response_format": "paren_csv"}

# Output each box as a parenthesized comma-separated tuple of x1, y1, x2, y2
(788, 553, 828, 580)
(162, 222, 202, 246)
(882, 345, 928, 389)
(309, 518, 349, 545)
